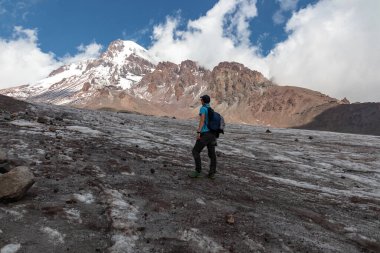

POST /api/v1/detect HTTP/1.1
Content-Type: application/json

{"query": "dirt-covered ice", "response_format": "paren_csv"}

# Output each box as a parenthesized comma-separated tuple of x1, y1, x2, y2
(0, 102, 379, 253)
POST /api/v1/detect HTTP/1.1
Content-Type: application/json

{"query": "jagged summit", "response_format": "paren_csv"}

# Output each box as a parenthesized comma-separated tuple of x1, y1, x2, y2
(101, 39, 155, 64)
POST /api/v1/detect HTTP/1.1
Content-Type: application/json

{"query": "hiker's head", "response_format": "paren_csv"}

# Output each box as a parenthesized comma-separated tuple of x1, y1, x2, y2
(200, 95, 210, 105)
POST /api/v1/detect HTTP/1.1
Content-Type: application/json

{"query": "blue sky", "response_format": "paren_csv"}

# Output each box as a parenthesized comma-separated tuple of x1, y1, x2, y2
(1, 0, 379, 102)
(0, 0, 316, 57)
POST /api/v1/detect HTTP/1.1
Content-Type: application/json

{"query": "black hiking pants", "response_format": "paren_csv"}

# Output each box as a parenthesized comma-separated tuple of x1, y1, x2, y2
(192, 131, 217, 174)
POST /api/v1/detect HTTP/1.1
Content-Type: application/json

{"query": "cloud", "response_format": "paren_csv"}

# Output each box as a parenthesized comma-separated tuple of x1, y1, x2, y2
(272, 0, 299, 25)
(148, 0, 269, 75)
(62, 43, 103, 64)
(0, 27, 103, 89)
(0, 0, 40, 20)
(0, 27, 58, 88)
(267, 0, 380, 102)
(148, 0, 380, 102)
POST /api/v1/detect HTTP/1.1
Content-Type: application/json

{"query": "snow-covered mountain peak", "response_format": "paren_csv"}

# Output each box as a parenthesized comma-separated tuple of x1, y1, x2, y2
(101, 39, 154, 64)
(0, 39, 158, 104)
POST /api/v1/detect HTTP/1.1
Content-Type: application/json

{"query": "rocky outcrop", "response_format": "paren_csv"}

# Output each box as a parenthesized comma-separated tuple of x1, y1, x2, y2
(0, 166, 35, 201)
(207, 61, 273, 104)
(132, 60, 209, 104)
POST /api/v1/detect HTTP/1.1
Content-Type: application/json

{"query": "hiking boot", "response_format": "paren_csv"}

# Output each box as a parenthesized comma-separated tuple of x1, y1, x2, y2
(207, 173, 216, 180)
(188, 171, 202, 178)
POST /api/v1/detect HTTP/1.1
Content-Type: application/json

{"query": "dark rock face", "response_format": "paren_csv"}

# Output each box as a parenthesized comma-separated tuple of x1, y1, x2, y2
(0, 166, 35, 201)
(0, 94, 29, 113)
(296, 103, 380, 136)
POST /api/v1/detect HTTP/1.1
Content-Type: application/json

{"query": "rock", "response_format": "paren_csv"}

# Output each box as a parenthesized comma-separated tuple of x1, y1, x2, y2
(226, 214, 235, 225)
(0, 149, 7, 163)
(0, 166, 35, 202)
(3, 112, 11, 121)
(265, 129, 272, 134)
(45, 153, 52, 160)
(37, 116, 49, 124)
(55, 116, 63, 121)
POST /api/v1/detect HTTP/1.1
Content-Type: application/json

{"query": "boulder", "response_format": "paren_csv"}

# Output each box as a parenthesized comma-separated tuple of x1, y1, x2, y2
(3, 112, 11, 121)
(0, 166, 35, 202)
(226, 214, 235, 224)
(37, 116, 49, 124)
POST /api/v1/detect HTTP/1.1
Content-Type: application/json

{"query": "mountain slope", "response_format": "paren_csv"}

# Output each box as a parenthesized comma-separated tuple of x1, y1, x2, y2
(0, 39, 366, 131)
(1, 40, 156, 105)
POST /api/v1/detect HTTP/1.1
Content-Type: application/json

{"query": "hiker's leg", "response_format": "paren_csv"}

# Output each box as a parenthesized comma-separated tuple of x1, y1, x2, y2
(192, 139, 206, 173)
(207, 136, 217, 175)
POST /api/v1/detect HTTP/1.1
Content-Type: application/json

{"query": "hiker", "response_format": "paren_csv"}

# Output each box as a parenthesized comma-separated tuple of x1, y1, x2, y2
(189, 95, 217, 179)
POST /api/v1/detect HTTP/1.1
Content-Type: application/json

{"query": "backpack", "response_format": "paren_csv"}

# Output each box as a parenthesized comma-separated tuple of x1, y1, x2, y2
(207, 107, 225, 138)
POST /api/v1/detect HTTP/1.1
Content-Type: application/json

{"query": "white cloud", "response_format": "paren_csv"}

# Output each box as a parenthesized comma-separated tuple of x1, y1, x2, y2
(62, 43, 103, 64)
(273, 0, 299, 25)
(0, 26, 102, 89)
(148, 0, 269, 75)
(0, 27, 59, 88)
(277, 0, 299, 11)
(267, 0, 380, 102)
(148, 0, 380, 102)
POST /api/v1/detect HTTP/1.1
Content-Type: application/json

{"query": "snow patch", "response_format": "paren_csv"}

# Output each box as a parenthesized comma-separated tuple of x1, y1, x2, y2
(10, 120, 41, 128)
(74, 192, 95, 204)
(0, 208, 24, 220)
(64, 208, 82, 223)
(181, 228, 225, 253)
(109, 234, 139, 253)
(105, 189, 139, 253)
(0, 244, 21, 253)
(66, 125, 102, 135)
(121, 171, 135, 176)
(40, 227, 65, 244)
(196, 198, 206, 205)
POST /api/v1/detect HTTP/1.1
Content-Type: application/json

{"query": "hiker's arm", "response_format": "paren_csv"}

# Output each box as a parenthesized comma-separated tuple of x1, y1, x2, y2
(197, 114, 205, 139)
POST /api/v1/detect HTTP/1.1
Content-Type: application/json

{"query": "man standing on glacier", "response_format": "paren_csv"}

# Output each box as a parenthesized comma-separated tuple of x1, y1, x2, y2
(189, 94, 217, 179)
